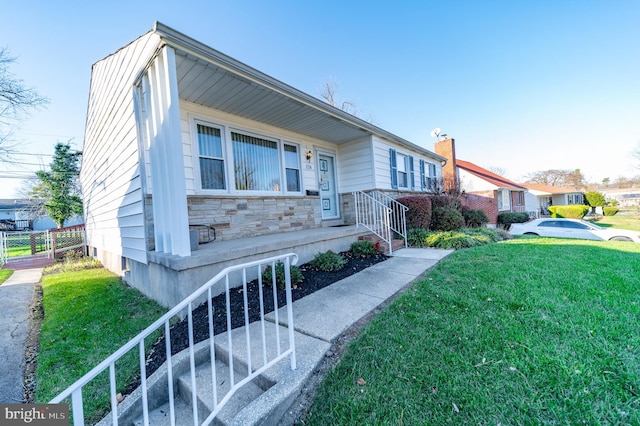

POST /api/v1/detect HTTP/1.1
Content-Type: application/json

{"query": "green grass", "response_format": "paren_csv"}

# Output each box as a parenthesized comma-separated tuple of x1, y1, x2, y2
(0, 269, 13, 284)
(7, 245, 32, 257)
(591, 208, 640, 231)
(35, 267, 168, 423)
(303, 238, 640, 425)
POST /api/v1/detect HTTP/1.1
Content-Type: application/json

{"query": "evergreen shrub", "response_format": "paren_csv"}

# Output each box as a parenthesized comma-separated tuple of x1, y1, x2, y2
(431, 206, 465, 231)
(497, 212, 529, 229)
(262, 262, 304, 289)
(547, 205, 589, 219)
(350, 240, 378, 257)
(461, 207, 490, 228)
(397, 196, 432, 230)
(603, 207, 620, 216)
(310, 251, 346, 271)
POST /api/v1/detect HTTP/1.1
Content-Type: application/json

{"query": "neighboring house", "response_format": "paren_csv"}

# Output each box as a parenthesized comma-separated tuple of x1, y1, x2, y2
(434, 138, 527, 225)
(0, 199, 83, 231)
(520, 184, 584, 215)
(80, 22, 445, 307)
(600, 187, 640, 207)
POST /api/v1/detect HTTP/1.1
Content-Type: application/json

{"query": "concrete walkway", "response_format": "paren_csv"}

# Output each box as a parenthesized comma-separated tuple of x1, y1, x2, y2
(240, 247, 455, 424)
(0, 268, 43, 403)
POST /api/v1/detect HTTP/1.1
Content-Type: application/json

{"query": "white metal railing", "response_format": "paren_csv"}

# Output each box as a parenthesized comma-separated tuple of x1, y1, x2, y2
(353, 191, 408, 254)
(0, 232, 6, 266)
(50, 252, 298, 426)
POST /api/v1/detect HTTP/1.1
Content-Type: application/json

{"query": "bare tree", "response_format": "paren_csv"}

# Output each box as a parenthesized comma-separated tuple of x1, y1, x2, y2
(634, 142, 640, 170)
(0, 47, 48, 160)
(525, 169, 585, 189)
(489, 166, 508, 177)
(319, 78, 358, 116)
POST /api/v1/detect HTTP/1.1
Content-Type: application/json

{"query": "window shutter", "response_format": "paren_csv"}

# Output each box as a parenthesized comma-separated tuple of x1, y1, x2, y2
(389, 148, 398, 189)
(409, 155, 415, 190)
(419, 160, 425, 191)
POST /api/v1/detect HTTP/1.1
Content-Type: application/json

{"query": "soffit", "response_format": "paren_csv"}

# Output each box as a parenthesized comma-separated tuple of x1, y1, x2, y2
(173, 50, 370, 144)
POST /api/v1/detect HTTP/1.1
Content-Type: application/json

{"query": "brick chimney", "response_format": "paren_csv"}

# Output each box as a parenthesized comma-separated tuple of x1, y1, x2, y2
(434, 138, 458, 192)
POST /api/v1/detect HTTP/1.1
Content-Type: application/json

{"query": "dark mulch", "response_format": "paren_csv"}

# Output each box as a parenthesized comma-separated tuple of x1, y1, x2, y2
(123, 251, 387, 395)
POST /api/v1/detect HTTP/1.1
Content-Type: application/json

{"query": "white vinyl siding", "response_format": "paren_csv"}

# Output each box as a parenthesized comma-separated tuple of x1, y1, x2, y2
(337, 137, 374, 193)
(81, 32, 161, 265)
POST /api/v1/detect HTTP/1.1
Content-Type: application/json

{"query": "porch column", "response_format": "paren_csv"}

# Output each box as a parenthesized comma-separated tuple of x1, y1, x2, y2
(143, 46, 191, 256)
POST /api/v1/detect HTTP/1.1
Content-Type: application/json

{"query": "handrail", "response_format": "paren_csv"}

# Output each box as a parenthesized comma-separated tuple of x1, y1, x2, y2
(51, 252, 298, 426)
(353, 191, 408, 254)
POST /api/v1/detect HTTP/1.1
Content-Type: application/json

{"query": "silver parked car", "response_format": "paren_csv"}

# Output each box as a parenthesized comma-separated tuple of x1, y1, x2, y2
(510, 218, 640, 243)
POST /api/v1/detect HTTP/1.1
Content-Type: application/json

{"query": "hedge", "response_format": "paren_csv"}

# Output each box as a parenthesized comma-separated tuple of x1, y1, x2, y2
(397, 196, 432, 230)
(497, 212, 529, 228)
(431, 206, 465, 231)
(547, 205, 589, 219)
(603, 206, 620, 216)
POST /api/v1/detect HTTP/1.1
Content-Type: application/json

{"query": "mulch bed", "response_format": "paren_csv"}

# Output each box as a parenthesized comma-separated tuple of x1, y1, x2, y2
(123, 251, 387, 395)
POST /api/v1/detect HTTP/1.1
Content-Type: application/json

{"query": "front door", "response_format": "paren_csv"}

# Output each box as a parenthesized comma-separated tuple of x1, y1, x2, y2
(318, 153, 339, 219)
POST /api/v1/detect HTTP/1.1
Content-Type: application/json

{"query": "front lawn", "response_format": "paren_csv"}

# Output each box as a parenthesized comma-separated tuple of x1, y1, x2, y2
(0, 269, 13, 284)
(592, 208, 640, 231)
(35, 266, 168, 423)
(303, 238, 640, 425)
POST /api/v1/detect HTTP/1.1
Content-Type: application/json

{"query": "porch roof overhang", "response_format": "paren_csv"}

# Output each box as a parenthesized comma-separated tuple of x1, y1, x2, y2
(148, 22, 445, 161)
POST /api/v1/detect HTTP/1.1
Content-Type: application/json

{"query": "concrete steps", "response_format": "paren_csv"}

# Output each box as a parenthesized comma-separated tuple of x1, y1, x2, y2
(113, 321, 330, 426)
(358, 233, 406, 254)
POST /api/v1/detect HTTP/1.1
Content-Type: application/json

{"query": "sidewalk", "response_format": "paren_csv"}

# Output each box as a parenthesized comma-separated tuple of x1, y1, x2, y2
(219, 247, 455, 425)
(0, 268, 43, 403)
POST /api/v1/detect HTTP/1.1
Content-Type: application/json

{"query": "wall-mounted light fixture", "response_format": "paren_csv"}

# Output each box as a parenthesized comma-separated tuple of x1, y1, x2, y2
(306, 150, 313, 162)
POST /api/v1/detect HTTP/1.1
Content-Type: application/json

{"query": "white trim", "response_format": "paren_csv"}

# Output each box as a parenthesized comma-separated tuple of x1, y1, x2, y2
(189, 114, 305, 196)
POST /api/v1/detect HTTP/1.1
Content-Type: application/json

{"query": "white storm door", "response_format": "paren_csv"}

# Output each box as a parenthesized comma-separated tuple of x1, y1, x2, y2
(318, 153, 339, 219)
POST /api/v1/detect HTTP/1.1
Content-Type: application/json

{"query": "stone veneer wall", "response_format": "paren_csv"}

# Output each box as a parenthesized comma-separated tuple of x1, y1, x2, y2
(186, 195, 322, 241)
(145, 195, 323, 249)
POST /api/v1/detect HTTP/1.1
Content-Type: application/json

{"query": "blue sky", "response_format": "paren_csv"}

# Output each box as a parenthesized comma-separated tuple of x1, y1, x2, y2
(1, 0, 639, 198)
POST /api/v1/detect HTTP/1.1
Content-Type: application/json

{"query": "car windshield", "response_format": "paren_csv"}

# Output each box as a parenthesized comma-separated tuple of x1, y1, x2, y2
(581, 220, 603, 229)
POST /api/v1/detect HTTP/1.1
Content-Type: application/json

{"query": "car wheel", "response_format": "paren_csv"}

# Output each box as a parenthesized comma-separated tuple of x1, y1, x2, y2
(610, 236, 632, 242)
(524, 232, 539, 236)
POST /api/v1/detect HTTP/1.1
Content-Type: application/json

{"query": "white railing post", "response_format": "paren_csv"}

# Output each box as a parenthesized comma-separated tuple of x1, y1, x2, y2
(0, 232, 6, 267)
(352, 191, 408, 254)
(51, 252, 299, 426)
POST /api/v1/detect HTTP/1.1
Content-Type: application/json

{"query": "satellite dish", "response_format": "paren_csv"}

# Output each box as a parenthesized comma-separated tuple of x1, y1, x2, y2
(430, 128, 441, 138)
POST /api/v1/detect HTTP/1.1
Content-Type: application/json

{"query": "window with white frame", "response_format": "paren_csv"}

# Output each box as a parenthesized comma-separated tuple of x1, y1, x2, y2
(284, 143, 301, 192)
(397, 153, 408, 188)
(197, 124, 225, 190)
(426, 163, 437, 191)
(195, 121, 302, 194)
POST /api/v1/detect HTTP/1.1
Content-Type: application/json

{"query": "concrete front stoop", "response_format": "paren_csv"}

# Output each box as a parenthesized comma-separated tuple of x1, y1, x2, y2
(98, 248, 453, 425)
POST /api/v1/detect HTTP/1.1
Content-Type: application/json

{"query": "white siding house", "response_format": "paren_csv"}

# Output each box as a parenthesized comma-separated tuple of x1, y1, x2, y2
(81, 22, 445, 306)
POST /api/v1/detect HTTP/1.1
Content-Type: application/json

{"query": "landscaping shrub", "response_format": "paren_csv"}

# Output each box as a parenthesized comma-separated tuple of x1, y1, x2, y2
(425, 231, 484, 249)
(262, 261, 304, 289)
(408, 227, 509, 249)
(428, 194, 462, 211)
(461, 207, 489, 228)
(396, 196, 432, 230)
(464, 227, 513, 242)
(310, 250, 346, 271)
(407, 228, 429, 247)
(603, 206, 620, 216)
(584, 191, 606, 213)
(497, 212, 529, 229)
(431, 206, 465, 231)
(547, 205, 589, 219)
(350, 240, 378, 257)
